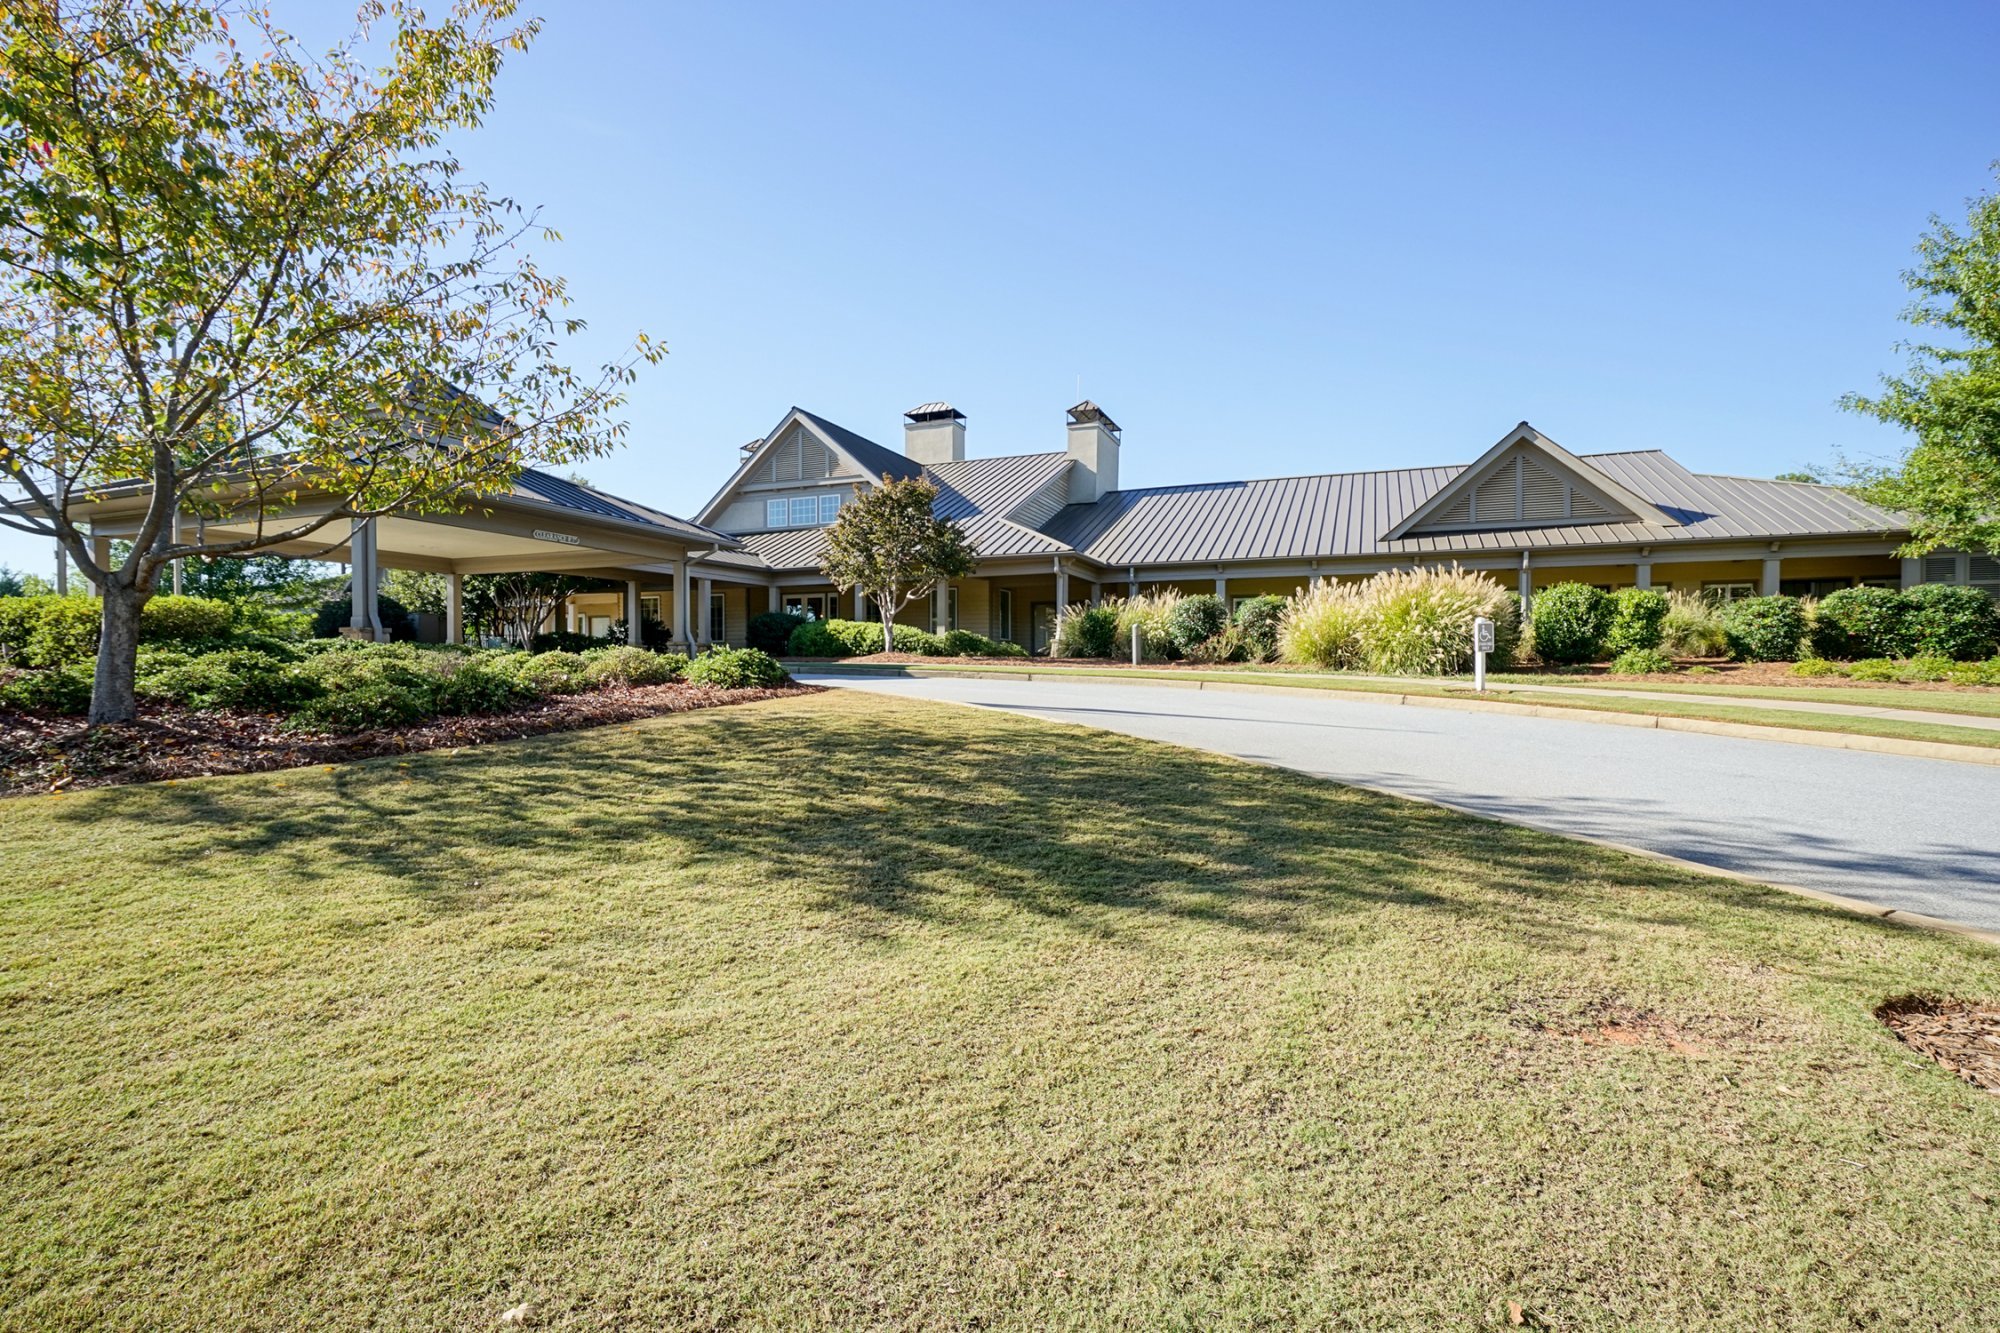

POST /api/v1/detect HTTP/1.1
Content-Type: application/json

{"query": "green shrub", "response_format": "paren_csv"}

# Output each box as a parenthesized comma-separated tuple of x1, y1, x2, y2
(1788, 658, 1844, 677)
(138, 595, 235, 645)
(1232, 595, 1287, 662)
(1527, 583, 1612, 664)
(684, 646, 789, 689)
(0, 662, 95, 714)
(1052, 604, 1119, 658)
(1896, 655, 1957, 682)
(585, 645, 684, 687)
(1165, 594, 1231, 657)
(1112, 591, 1182, 662)
(1683, 664, 1717, 675)
(0, 594, 102, 667)
(1902, 583, 2000, 660)
(1719, 595, 1807, 662)
(827, 619, 887, 654)
(1603, 588, 1669, 655)
(285, 681, 432, 733)
(529, 629, 609, 654)
(1807, 586, 1908, 660)
(889, 627, 943, 656)
(1356, 567, 1520, 676)
(786, 620, 847, 657)
(1277, 581, 1369, 669)
(1607, 647, 1675, 675)
(747, 611, 806, 655)
(432, 655, 535, 715)
(1944, 658, 2000, 686)
(1659, 591, 1728, 658)
(938, 629, 1026, 658)
(296, 641, 440, 703)
(513, 650, 593, 695)
(1844, 658, 1902, 681)
(135, 648, 316, 711)
(1183, 625, 1246, 664)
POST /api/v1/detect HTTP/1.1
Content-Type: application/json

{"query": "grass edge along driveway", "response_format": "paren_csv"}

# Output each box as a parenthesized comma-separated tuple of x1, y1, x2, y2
(2, 690, 1997, 1330)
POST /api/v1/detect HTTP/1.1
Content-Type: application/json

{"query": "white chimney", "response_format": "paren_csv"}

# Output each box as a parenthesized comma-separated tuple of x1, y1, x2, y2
(1064, 400, 1120, 503)
(903, 402, 965, 465)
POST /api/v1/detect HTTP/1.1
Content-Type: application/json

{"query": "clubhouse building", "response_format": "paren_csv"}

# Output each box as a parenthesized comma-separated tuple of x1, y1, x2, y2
(560, 400, 1984, 653)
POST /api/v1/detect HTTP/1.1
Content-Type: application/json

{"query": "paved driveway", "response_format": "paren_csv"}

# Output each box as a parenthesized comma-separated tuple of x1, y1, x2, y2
(803, 673, 2000, 933)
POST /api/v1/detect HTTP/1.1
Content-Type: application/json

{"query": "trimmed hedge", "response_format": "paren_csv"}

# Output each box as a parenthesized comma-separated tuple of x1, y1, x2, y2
(1603, 588, 1669, 655)
(939, 629, 1027, 658)
(747, 611, 806, 655)
(1528, 583, 1612, 665)
(1607, 647, 1675, 675)
(1807, 586, 1909, 660)
(1165, 594, 1231, 657)
(1718, 596, 1807, 662)
(1901, 583, 1999, 661)
(786, 618, 886, 657)
(584, 645, 687, 687)
(1233, 595, 1286, 662)
(684, 646, 789, 689)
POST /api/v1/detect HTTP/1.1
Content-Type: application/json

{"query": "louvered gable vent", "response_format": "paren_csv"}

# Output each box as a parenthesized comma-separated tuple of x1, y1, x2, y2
(749, 425, 844, 485)
(1409, 448, 1638, 534)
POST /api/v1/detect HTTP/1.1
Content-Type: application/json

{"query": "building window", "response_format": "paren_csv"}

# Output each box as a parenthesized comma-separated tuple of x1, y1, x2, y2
(709, 591, 726, 643)
(765, 498, 787, 527)
(997, 589, 1014, 641)
(1702, 581, 1757, 603)
(766, 491, 842, 529)
(640, 595, 662, 623)
(819, 493, 841, 523)
(788, 495, 816, 526)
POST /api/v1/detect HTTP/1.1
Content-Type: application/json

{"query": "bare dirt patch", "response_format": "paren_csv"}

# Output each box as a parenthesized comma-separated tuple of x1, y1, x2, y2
(1877, 994, 2000, 1094)
(0, 682, 820, 797)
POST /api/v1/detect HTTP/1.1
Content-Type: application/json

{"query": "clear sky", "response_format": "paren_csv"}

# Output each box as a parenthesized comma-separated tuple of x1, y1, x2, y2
(7, 0, 2000, 578)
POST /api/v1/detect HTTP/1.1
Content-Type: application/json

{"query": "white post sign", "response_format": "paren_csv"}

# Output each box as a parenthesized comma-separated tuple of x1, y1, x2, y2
(1472, 616, 1495, 691)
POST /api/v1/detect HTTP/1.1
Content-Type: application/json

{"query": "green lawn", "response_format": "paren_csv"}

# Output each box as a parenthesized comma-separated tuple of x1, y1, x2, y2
(2, 691, 1997, 1330)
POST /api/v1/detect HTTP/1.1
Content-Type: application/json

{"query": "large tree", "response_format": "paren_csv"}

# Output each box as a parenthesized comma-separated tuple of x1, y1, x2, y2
(820, 474, 974, 653)
(1843, 164, 2000, 555)
(0, 0, 663, 722)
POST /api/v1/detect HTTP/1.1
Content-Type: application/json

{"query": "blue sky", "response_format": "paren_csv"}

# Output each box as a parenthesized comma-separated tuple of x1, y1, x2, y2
(8, 1, 2000, 577)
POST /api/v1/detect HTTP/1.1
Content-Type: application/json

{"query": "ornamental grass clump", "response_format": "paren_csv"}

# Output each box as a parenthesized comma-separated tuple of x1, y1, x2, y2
(1358, 566, 1520, 675)
(1111, 590, 1182, 661)
(1276, 580, 1368, 670)
(1659, 591, 1728, 658)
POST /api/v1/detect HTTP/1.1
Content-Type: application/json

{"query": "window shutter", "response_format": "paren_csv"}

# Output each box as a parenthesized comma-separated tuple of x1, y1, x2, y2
(1969, 554, 2000, 597)
(1923, 554, 1959, 584)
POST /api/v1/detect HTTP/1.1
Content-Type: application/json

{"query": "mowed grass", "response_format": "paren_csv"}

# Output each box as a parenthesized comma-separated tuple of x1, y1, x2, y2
(2, 692, 1997, 1331)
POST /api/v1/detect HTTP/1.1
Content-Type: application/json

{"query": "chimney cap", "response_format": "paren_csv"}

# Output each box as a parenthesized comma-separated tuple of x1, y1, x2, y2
(739, 439, 763, 455)
(1067, 400, 1121, 435)
(905, 402, 965, 424)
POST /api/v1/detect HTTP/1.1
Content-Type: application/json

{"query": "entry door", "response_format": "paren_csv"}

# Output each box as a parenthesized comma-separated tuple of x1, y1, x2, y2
(1031, 602, 1057, 655)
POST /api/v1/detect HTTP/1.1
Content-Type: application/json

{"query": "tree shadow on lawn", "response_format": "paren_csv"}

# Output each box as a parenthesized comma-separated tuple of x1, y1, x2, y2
(40, 695, 1992, 972)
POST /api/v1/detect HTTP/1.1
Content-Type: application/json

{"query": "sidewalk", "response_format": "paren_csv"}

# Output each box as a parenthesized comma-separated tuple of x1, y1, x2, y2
(1436, 679, 2000, 733)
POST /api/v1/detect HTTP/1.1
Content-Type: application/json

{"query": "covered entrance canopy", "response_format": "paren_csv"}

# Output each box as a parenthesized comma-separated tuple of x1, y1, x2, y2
(62, 468, 739, 649)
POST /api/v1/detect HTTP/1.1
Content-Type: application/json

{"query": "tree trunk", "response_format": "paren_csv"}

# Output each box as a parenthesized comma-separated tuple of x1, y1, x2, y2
(881, 600, 895, 654)
(89, 583, 149, 726)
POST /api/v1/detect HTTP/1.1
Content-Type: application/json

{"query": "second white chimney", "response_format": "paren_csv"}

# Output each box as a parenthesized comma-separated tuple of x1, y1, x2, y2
(1065, 400, 1120, 503)
(903, 402, 966, 465)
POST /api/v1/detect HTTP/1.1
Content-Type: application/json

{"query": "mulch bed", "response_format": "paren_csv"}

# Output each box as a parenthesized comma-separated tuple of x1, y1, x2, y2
(0, 683, 821, 798)
(1877, 994, 2000, 1094)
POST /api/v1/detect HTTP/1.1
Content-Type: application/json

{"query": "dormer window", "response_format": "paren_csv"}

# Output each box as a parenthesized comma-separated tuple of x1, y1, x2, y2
(765, 493, 841, 528)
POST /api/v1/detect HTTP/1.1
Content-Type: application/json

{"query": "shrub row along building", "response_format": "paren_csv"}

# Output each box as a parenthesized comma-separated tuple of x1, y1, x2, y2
(562, 401, 1986, 653)
(52, 401, 1993, 651)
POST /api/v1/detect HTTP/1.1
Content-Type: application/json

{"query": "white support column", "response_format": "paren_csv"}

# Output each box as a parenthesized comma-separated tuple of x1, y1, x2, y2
(673, 560, 693, 651)
(445, 573, 464, 645)
(933, 579, 951, 634)
(170, 508, 184, 595)
(853, 585, 865, 620)
(1090, 582, 1103, 607)
(1634, 563, 1652, 590)
(768, 585, 782, 613)
(348, 518, 383, 639)
(625, 581, 643, 646)
(697, 576, 714, 647)
(1213, 573, 1228, 603)
(1054, 562, 1070, 632)
(1517, 551, 1533, 621)
(1900, 557, 1922, 589)
(1760, 557, 1782, 597)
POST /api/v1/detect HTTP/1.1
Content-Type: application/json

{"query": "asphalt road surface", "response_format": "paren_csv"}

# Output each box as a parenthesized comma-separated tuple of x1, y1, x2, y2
(803, 673, 2000, 933)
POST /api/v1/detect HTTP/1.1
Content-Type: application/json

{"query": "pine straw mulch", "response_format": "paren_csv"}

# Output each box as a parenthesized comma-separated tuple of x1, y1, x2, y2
(1877, 994, 2000, 1094)
(0, 682, 821, 798)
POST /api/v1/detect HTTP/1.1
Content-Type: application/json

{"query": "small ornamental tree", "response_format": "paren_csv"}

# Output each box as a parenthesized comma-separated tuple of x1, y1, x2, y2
(0, 1, 664, 723)
(819, 474, 974, 653)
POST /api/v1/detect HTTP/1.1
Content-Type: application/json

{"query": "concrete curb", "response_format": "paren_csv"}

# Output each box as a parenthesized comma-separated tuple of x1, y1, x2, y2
(790, 664, 2000, 768)
(799, 675, 2000, 949)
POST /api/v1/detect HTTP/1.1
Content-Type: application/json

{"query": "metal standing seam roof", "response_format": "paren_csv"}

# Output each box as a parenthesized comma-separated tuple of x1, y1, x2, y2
(791, 408, 925, 484)
(926, 452, 1075, 558)
(1039, 450, 1906, 567)
(509, 469, 738, 547)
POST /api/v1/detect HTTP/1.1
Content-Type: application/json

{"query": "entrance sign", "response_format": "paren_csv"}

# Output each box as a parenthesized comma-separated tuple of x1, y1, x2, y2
(1472, 616, 1495, 691)
(532, 528, 582, 546)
